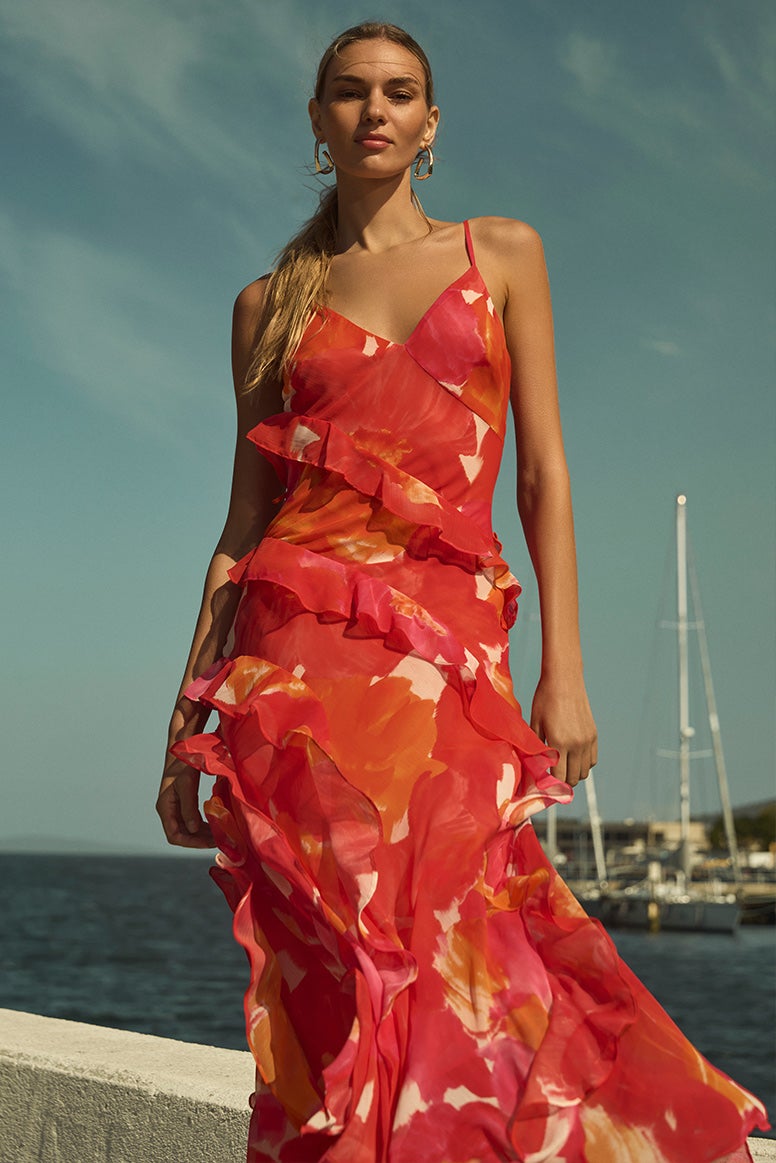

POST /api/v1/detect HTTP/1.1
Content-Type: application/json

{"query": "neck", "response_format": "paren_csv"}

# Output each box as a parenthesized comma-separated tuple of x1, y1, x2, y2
(333, 171, 428, 254)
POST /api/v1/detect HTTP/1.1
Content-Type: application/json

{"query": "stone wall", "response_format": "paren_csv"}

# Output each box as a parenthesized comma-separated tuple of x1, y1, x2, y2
(0, 1008, 773, 1162)
(0, 1009, 254, 1162)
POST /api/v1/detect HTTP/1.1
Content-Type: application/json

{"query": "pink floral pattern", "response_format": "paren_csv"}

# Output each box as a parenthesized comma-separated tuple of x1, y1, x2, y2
(173, 222, 768, 1160)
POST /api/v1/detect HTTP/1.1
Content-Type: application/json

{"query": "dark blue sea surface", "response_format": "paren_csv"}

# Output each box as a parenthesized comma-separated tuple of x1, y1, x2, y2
(1, 853, 773, 1135)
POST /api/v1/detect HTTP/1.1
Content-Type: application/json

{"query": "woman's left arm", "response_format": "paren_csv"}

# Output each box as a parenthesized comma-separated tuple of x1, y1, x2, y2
(494, 218, 598, 787)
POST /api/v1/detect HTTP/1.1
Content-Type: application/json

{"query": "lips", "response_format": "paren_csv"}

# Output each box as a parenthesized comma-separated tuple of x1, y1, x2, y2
(356, 134, 391, 145)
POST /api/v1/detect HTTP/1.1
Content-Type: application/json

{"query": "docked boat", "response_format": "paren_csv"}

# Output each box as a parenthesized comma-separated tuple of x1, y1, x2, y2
(571, 495, 742, 934)
(581, 881, 740, 934)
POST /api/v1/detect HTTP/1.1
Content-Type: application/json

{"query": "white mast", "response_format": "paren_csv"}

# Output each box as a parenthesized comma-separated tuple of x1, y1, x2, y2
(545, 804, 559, 865)
(585, 773, 608, 887)
(676, 495, 693, 880)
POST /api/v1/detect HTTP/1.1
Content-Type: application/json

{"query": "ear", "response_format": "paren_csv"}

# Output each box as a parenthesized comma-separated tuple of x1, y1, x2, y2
(422, 104, 440, 148)
(308, 98, 323, 139)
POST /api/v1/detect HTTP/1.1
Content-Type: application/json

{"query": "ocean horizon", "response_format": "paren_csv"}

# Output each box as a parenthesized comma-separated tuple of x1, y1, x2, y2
(1, 851, 773, 1139)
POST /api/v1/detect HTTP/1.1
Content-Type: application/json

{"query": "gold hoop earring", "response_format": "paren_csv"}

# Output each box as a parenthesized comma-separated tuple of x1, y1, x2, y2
(413, 144, 434, 180)
(314, 140, 334, 175)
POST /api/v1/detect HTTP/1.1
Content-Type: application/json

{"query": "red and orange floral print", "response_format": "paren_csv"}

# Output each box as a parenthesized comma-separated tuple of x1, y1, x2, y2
(173, 222, 768, 1162)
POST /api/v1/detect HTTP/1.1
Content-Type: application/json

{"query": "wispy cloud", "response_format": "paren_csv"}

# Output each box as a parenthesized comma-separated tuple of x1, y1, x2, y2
(559, 32, 618, 97)
(0, 0, 320, 190)
(556, 8, 775, 189)
(699, 8, 776, 127)
(0, 206, 212, 438)
(642, 337, 683, 358)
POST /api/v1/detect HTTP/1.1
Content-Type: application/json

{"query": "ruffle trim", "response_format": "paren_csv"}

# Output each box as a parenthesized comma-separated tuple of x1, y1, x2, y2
(170, 661, 600, 1157)
(172, 647, 769, 1159)
(247, 412, 500, 565)
(231, 538, 463, 668)
(485, 824, 638, 1121)
(172, 657, 415, 1144)
(168, 409, 622, 1155)
(228, 534, 559, 797)
(172, 615, 569, 1156)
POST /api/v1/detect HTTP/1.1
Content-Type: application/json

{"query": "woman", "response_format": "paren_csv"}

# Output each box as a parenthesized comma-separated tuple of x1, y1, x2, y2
(156, 22, 767, 1163)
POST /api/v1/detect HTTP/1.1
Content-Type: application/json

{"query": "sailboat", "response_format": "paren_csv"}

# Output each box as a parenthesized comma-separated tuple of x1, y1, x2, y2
(570, 495, 742, 934)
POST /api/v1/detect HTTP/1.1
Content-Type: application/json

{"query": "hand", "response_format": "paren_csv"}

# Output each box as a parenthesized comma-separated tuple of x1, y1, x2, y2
(156, 758, 216, 849)
(530, 675, 598, 787)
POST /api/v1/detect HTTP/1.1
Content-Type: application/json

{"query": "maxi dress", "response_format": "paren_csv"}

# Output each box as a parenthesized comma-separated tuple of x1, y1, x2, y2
(173, 222, 768, 1162)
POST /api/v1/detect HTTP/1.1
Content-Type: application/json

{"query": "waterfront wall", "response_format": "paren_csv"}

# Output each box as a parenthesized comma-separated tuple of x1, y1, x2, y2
(0, 1008, 773, 1162)
(0, 1009, 254, 1162)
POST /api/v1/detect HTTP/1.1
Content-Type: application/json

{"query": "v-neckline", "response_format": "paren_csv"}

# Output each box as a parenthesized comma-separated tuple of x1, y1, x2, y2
(317, 221, 478, 349)
(319, 266, 482, 349)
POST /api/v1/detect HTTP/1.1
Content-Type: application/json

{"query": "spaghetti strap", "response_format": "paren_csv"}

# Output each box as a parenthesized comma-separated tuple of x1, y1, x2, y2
(173, 204, 770, 1162)
(463, 218, 475, 266)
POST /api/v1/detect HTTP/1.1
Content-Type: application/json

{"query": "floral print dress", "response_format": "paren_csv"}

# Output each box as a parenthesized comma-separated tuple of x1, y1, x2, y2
(173, 222, 768, 1162)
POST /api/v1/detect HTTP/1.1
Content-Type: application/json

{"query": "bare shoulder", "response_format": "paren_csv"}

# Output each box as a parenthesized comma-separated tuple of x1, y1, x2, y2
(232, 276, 270, 356)
(469, 215, 544, 261)
(231, 276, 273, 399)
(466, 217, 547, 311)
(234, 274, 271, 322)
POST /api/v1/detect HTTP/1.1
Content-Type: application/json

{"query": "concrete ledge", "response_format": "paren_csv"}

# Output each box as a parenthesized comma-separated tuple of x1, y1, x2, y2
(0, 1008, 255, 1162)
(0, 1008, 772, 1161)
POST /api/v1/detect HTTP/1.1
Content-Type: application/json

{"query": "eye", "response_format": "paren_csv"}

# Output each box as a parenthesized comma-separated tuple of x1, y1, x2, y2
(390, 91, 413, 103)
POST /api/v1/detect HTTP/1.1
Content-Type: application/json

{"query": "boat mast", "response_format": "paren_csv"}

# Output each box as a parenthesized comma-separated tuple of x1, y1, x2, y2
(585, 773, 608, 887)
(545, 804, 559, 865)
(676, 495, 693, 880)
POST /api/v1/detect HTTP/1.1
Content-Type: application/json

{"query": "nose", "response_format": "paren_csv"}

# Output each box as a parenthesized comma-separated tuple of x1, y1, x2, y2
(362, 88, 386, 124)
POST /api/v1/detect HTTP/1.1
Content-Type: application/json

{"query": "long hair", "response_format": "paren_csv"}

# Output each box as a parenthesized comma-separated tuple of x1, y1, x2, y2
(244, 23, 434, 393)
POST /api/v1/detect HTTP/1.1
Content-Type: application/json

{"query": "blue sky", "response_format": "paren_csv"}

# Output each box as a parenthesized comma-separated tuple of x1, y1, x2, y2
(1, 0, 774, 853)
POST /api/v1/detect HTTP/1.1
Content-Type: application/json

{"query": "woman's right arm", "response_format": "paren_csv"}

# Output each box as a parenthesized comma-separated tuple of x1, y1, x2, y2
(156, 278, 283, 848)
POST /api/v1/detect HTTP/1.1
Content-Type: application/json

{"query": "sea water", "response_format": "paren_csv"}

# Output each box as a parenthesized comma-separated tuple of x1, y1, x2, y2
(1, 853, 773, 1135)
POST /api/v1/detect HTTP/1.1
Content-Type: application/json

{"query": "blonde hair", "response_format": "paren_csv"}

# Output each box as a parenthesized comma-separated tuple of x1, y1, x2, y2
(245, 22, 434, 393)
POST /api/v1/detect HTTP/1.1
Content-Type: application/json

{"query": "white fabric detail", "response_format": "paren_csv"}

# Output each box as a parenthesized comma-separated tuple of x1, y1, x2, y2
(442, 1085, 500, 1110)
(354, 1079, 375, 1122)
(289, 422, 320, 456)
(393, 1080, 430, 1129)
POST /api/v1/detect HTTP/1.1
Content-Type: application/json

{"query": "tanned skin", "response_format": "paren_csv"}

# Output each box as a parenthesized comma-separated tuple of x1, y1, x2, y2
(157, 38, 596, 848)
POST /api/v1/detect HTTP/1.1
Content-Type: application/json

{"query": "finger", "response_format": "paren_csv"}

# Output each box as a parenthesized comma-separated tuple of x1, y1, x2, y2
(575, 746, 593, 785)
(171, 830, 216, 849)
(550, 748, 567, 784)
(176, 773, 204, 834)
(565, 746, 586, 787)
(157, 784, 214, 848)
(162, 813, 215, 849)
(158, 802, 190, 846)
(157, 788, 189, 844)
(167, 827, 215, 849)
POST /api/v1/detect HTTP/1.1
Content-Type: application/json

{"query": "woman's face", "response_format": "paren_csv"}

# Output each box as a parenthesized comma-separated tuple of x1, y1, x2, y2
(309, 39, 439, 180)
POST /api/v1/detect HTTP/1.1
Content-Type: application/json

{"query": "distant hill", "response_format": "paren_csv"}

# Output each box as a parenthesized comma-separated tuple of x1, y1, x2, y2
(0, 835, 209, 857)
(695, 799, 776, 823)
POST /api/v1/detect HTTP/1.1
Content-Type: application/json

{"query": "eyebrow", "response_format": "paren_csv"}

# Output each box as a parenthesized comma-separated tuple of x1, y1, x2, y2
(329, 73, 422, 87)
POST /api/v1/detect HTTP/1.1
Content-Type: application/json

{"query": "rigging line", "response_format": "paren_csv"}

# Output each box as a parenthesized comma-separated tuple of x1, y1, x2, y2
(687, 531, 742, 879)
